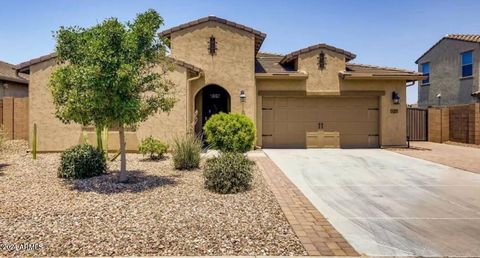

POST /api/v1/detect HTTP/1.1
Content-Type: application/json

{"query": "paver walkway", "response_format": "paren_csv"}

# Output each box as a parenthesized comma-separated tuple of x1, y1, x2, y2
(390, 141, 480, 174)
(253, 156, 358, 257)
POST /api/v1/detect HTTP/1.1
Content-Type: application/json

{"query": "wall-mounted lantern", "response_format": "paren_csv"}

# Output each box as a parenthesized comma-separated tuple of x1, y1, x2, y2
(392, 91, 400, 105)
(240, 90, 246, 103)
(208, 35, 217, 55)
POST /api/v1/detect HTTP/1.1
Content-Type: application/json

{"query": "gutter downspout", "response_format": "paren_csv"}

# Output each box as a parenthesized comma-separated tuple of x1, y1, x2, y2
(186, 71, 203, 132)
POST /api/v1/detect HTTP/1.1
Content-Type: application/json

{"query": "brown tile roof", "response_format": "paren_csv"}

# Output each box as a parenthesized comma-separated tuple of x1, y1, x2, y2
(15, 52, 202, 73)
(416, 34, 480, 63)
(346, 63, 420, 74)
(0, 60, 28, 84)
(342, 63, 424, 81)
(280, 43, 356, 64)
(255, 52, 296, 73)
(159, 16, 266, 54)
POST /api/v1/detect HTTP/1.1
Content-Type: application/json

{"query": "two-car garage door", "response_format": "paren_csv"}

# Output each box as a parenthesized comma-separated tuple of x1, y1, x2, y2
(262, 97, 379, 148)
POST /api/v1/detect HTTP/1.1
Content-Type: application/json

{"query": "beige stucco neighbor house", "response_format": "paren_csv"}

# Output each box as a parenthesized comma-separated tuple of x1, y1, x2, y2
(16, 16, 424, 152)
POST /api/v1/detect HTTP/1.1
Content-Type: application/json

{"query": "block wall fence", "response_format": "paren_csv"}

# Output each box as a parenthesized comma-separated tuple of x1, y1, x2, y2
(428, 103, 480, 145)
(0, 97, 29, 140)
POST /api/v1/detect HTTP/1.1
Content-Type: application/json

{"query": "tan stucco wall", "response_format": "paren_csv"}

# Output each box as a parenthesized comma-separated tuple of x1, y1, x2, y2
(28, 58, 189, 152)
(136, 66, 189, 142)
(298, 49, 346, 93)
(29, 59, 83, 152)
(170, 21, 257, 125)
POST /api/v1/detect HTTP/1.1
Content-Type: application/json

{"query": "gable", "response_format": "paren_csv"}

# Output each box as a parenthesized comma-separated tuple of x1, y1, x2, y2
(416, 37, 480, 64)
(159, 16, 266, 54)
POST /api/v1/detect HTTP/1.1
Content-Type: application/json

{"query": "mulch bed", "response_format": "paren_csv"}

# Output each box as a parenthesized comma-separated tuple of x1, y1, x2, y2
(0, 141, 306, 256)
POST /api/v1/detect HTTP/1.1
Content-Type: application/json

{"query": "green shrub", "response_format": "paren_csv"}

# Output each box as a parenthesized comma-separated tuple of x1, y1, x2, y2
(58, 144, 107, 179)
(204, 152, 253, 194)
(203, 112, 256, 153)
(138, 136, 168, 160)
(172, 135, 202, 170)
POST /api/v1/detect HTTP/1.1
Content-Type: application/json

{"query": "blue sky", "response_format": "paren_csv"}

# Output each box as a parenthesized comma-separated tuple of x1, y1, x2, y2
(1, 0, 479, 104)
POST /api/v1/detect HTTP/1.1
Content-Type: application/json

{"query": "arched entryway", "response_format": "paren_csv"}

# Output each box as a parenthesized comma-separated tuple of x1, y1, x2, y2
(194, 84, 231, 135)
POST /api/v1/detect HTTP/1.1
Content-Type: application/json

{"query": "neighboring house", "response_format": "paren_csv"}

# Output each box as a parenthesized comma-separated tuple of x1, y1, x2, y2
(0, 60, 28, 98)
(416, 34, 480, 108)
(16, 16, 423, 152)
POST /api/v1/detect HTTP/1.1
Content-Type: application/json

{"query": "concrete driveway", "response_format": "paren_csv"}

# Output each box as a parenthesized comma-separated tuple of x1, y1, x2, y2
(264, 149, 480, 257)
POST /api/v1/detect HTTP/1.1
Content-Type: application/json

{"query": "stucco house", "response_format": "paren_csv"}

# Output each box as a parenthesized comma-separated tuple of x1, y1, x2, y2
(416, 34, 480, 108)
(0, 60, 28, 98)
(16, 16, 423, 152)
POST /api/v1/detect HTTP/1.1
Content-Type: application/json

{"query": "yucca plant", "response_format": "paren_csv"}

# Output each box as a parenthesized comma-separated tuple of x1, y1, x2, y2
(172, 135, 202, 170)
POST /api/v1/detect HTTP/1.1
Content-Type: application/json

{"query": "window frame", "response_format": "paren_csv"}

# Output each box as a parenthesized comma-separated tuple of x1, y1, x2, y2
(421, 62, 430, 85)
(460, 50, 474, 79)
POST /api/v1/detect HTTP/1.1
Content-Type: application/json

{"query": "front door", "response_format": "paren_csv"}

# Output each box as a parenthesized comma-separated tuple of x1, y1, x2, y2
(202, 85, 230, 126)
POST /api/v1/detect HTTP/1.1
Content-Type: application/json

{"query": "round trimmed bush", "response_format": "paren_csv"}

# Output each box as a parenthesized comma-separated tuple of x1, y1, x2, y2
(203, 112, 256, 153)
(203, 152, 253, 194)
(58, 144, 107, 179)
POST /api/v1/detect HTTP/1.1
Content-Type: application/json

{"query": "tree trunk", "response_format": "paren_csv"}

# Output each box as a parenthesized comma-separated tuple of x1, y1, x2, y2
(95, 126, 103, 152)
(118, 124, 128, 183)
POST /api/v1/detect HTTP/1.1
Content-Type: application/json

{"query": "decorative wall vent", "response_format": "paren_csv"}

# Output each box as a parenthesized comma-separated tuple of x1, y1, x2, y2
(318, 51, 326, 69)
(208, 35, 217, 55)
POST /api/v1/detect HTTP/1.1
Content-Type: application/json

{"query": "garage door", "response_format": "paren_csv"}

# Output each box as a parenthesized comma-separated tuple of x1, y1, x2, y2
(262, 97, 379, 148)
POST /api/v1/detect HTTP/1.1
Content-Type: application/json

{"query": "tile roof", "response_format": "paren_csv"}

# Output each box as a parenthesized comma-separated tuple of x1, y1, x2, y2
(159, 16, 266, 54)
(416, 34, 480, 63)
(446, 34, 480, 43)
(346, 63, 420, 75)
(255, 52, 296, 73)
(280, 43, 356, 64)
(16, 52, 57, 72)
(342, 63, 424, 81)
(15, 52, 202, 73)
(0, 60, 28, 84)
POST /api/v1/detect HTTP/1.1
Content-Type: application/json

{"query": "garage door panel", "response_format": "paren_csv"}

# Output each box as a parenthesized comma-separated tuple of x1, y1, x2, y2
(262, 97, 379, 148)
(263, 109, 274, 122)
(325, 122, 378, 135)
(263, 98, 275, 108)
(275, 98, 289, 107)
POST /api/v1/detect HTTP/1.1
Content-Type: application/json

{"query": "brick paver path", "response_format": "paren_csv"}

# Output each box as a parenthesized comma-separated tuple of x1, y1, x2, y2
(253, 157, 359, 256)
(390, 141, 480, 174)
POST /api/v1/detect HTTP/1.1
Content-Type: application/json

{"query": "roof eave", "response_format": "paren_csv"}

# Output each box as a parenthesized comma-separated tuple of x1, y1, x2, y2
(340, 72, 426, 81)
(0, 75, 29, 84)
(255, 72, 308, 80)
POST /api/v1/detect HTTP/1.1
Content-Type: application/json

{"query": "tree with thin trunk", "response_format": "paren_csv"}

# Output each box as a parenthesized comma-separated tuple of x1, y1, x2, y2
(49, 9, 176, 182)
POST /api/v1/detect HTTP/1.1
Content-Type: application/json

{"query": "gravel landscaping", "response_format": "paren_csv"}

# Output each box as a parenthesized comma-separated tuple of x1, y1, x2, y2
(0, 141, 306, 256)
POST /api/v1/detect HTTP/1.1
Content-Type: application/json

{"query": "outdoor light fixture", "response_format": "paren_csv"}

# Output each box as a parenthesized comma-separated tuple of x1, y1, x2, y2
(392, 91, 400, 104)
(240, 90, 246, 103)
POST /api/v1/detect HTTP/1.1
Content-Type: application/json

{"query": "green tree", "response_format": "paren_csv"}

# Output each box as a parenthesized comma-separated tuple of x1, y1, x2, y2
(49, 9, 176, 182)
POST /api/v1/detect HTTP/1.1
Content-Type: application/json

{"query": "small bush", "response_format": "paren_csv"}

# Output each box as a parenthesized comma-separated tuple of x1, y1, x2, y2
(204, 152, 253, 194)
(138, 136, 168, 160)
(172, 135, 202, 170)
(203, 112, 256, 153)
(58, 144, 107, 179)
